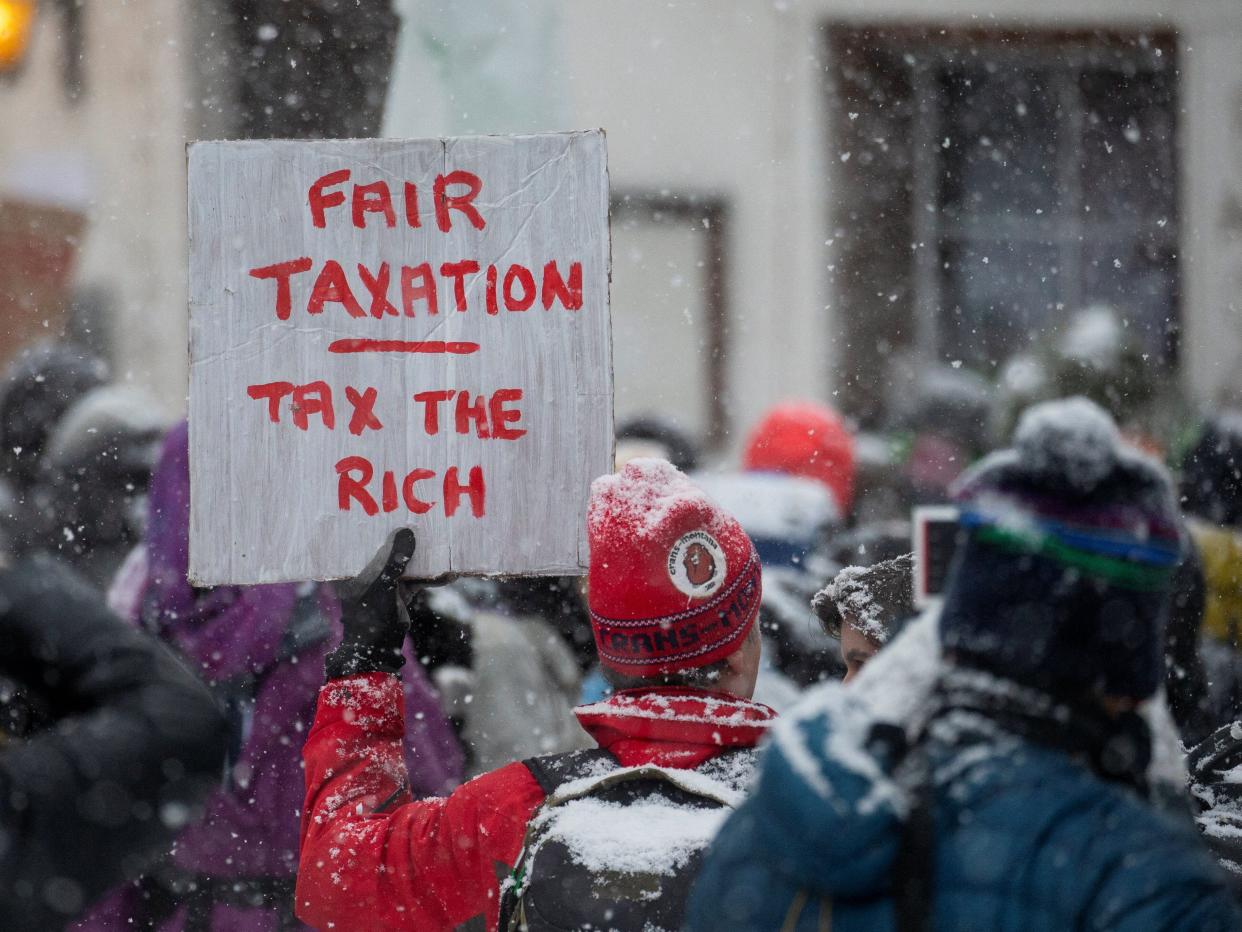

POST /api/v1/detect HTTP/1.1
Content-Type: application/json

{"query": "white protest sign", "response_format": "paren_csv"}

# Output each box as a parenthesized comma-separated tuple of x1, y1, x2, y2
(187, 132, 612, 585)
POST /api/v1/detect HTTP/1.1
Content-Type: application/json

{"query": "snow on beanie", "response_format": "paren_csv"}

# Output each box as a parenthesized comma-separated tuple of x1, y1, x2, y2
(742, 401, 856, 517)
(588, 458, 762, 677)
(940, 397, 1183, 700)
(813, 553, 916, 644)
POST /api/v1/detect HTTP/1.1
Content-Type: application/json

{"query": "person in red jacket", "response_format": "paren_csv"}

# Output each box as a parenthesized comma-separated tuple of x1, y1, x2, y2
(297, 459, 776, 931)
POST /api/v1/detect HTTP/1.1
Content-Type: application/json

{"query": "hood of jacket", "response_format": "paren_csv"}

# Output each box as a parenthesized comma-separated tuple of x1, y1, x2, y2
(575, 687, 776, 768)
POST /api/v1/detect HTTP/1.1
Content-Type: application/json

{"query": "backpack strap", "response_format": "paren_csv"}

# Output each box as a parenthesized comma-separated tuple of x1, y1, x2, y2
(780, 889, 833, 932)
(502, 749, 616, 932)
(521, 747, 618, 796)
(523, 747, 754, 809)
(882, 720, 934, 932)
(892, 761, 934, 932)
(548, 763, 746, 809)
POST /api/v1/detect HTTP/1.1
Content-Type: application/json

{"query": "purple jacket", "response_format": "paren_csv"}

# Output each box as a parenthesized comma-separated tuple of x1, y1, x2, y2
(76, 422, 463, 931)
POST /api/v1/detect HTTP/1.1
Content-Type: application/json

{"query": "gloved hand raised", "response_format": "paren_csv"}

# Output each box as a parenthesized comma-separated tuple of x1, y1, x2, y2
(325, 528, 416, 680)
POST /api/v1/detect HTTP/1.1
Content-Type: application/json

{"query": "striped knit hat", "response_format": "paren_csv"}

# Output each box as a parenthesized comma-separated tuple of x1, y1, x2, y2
(941, 397, 1182, 700)
(587, 459, 761, 677)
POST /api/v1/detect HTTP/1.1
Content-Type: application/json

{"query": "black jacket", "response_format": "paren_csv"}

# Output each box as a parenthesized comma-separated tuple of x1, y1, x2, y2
(0, 556, 227, 930)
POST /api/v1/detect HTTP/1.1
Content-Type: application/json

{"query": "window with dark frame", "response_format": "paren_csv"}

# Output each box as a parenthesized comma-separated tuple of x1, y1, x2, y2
(827, 26, 1179, 422)
(609, 192, 730, 448)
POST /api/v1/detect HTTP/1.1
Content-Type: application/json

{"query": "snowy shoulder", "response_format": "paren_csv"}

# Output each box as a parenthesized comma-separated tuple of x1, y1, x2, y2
(715, 614, 941, 899)
(767, 611, 942, 811)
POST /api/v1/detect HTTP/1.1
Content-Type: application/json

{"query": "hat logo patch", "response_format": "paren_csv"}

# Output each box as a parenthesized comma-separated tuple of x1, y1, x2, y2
(668, 531, 727, 598)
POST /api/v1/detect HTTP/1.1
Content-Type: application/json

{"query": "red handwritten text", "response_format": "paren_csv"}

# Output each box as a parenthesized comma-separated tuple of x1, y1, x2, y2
(308, 169, 485, 232)
(336, 457, 487, 518)
(247, 258, 582, 321)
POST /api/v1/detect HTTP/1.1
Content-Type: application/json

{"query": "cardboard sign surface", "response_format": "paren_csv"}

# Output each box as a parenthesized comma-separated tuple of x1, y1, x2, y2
(188, 132, 612, 584)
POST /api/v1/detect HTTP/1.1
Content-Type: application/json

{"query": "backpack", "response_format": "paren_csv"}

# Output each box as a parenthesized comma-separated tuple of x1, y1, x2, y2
(499, 746, 757, 932)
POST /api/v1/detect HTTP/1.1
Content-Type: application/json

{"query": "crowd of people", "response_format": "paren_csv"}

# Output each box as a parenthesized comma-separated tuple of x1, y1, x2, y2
(2, 321, 1242, 930)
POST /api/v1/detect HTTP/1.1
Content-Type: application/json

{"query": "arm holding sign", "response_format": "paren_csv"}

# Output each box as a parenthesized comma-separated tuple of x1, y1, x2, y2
(298, 532, 545, 931)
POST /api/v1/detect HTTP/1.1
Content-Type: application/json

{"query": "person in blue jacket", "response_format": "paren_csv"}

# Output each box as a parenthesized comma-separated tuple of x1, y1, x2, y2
(687, 397, 1242, 932)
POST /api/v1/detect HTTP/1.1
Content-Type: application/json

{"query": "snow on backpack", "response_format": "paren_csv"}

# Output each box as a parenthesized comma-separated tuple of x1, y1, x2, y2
(499, 746, 757, 932)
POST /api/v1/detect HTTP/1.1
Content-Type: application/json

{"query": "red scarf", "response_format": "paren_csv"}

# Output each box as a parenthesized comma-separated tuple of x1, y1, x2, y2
(575, 687, 777, 768)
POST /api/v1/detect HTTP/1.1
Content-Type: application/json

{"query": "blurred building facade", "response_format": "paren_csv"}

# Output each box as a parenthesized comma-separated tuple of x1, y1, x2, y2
(0, 0, 191, 398)
(0, 0, 395, 410)
(0, 0, 1240, 442)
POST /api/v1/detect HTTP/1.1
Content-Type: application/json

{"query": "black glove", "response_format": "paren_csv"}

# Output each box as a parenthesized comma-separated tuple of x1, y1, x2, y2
(325, 528, 416, 680)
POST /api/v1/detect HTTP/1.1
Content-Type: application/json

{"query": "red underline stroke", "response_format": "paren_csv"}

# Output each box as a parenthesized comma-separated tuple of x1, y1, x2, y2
(328, 339, 481, 355)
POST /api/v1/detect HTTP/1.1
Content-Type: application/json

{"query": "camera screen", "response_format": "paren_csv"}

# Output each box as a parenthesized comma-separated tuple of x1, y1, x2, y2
(913, 506, 962, 608)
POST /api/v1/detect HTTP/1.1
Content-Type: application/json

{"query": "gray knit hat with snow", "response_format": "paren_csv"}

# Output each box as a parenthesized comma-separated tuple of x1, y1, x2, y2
(813, 553, 916, 643)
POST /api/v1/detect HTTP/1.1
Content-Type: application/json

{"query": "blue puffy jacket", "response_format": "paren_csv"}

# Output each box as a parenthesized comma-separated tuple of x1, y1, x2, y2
(687, 680, 1242, 931)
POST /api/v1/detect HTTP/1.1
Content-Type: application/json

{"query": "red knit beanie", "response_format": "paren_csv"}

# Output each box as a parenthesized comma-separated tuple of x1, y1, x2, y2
(742, 401, 856, 516)
(588, 459, 762, 677)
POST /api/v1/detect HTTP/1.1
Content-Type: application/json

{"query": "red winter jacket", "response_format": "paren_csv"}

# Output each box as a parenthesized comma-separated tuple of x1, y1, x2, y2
(297, 673, 776, 931)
